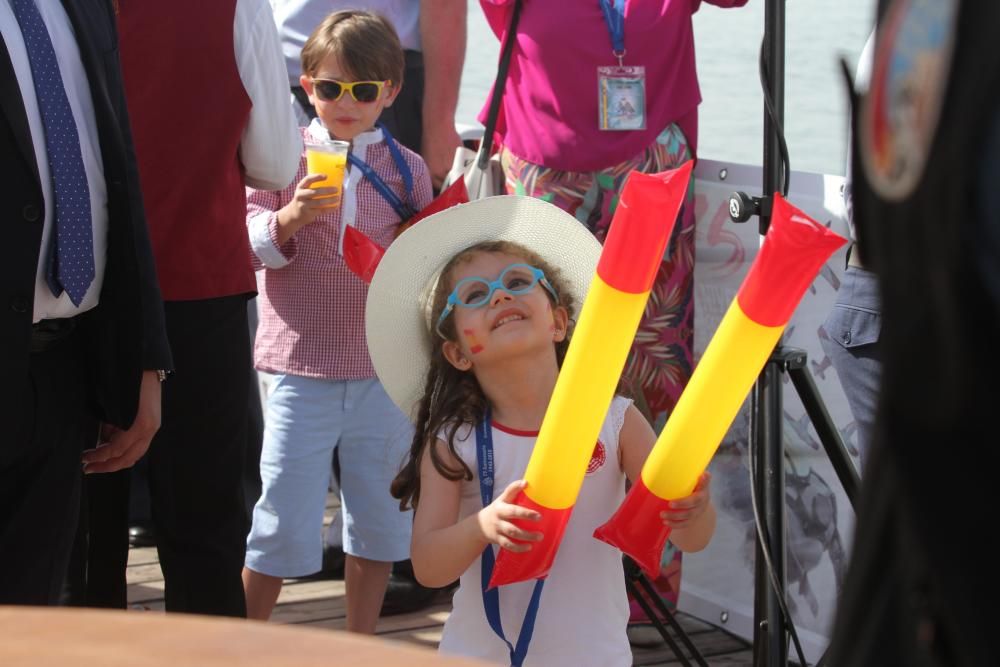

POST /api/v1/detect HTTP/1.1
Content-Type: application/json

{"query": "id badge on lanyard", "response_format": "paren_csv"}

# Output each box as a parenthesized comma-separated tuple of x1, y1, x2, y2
(597, 0, 646, 131)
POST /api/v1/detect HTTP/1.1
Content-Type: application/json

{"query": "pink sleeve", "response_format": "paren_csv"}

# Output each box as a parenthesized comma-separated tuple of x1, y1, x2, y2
(246, 184, 298, 270)
(413, 159, 434, 211)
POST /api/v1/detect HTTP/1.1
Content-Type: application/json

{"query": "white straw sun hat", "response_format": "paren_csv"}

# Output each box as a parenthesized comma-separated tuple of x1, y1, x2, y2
(366, 195, 602, 420)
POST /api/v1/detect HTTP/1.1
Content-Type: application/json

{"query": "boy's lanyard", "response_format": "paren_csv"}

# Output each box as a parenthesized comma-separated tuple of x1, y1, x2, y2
(345, 123, 417, 221)
(475, 411, 545, 667)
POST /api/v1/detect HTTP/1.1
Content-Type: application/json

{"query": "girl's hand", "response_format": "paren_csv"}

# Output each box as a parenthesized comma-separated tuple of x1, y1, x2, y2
(477, 480, 544, 553)
(661, 472, 712, 530)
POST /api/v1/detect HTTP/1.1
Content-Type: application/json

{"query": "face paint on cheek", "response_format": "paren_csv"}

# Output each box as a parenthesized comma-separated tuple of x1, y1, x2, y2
(462, 329, 484, 354)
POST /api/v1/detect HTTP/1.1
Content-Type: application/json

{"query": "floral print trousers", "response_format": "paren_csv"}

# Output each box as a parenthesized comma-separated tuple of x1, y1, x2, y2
(500, 124, 695, 615)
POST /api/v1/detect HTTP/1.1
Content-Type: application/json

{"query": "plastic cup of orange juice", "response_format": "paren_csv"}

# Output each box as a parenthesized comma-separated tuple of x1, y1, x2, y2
(305, 139, 349, 204)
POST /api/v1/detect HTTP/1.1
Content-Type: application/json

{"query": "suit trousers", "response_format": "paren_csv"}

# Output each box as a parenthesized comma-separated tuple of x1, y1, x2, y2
(63, 467, 130, 608)
(147, 295, 251, 617)
(0, 325, 97, 604)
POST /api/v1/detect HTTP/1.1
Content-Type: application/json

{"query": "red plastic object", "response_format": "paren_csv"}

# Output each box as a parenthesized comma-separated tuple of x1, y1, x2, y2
(342, 226, 386, 284)
(593, 476, 672, 579)
(405, 178, 469, 229)
(488, 491, 572, 589)
(736, 194, 847, 326)
(596, 161, 692, 294)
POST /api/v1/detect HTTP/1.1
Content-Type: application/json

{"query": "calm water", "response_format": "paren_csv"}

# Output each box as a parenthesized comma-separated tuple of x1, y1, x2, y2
(457, 0, 876, 177)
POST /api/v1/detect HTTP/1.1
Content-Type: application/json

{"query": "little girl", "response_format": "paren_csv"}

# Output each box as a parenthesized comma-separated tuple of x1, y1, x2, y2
(366, 196, 715, 666)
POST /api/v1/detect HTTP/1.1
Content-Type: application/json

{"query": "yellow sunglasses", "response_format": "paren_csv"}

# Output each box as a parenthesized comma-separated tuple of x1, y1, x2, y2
(310, 78, 390, 103)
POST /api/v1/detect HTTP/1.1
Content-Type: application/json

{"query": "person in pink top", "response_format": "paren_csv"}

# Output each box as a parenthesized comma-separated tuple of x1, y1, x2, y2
(479, 0, 746, 636)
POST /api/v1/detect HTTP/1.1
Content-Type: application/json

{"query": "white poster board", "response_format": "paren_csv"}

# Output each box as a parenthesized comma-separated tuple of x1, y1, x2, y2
(679, 159, 857, 663)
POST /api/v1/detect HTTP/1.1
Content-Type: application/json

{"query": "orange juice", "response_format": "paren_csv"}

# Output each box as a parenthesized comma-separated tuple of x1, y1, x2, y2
(305, 140, 349, 202)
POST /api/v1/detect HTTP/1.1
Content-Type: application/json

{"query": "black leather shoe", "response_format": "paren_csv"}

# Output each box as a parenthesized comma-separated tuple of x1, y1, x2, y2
(322, 543, 346, 579)
(379, 571, 446, 616)
(128, 521, 156, 548)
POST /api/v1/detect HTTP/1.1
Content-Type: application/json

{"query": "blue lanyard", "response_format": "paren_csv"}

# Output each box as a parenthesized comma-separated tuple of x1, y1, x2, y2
(345, 123, 417, 221)
(475, 410, 545, 667)
(598, 0, 626, 57)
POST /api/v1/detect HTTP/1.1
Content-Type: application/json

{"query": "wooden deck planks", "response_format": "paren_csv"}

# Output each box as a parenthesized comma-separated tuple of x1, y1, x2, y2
(125, 544, 751, 665)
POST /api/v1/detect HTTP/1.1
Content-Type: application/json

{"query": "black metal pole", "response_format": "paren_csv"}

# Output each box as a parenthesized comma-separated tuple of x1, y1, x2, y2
(752, 362, 788, 667)
(760, 0, 785, 236)
(752, 0, 788, 666)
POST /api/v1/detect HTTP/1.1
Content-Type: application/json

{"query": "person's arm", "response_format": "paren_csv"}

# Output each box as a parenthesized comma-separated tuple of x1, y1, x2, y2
(101, 3, 172, 376)
(247, 184, 296, 270)
(245, 168, 338, 269)
(82, 372, 161, 474)
(80, 1, 168, 473)
(412, 155, 435, 210)
(618, 404, 716, 552)
(235, 0, 301, 190)
(419, 0, 466, 189)
(410, 438, 542, 588)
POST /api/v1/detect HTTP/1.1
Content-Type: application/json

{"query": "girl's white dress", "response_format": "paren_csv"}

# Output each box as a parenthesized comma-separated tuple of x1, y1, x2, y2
(438, 397, 633, 667)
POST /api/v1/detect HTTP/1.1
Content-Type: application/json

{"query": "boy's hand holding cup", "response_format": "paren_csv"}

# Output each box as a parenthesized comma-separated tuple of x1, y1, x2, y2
(276, 139, 349, 243)
(305, 139, 349, 203)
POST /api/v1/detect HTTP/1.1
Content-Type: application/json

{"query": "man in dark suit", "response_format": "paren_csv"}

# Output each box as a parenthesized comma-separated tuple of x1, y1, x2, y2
(0, 0, 171, 604)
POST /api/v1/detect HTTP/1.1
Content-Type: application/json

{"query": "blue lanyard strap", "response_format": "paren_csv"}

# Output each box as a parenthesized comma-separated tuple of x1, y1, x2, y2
(345, 124, 417, 221)
(378, 122, 415, 198)
(475, 412, 545, 667)
(598, 0, 626, 56)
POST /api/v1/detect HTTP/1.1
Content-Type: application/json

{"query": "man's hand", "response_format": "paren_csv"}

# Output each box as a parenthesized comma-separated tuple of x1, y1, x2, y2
(83, 370, 162, 474)
(421, 121, 462, 190)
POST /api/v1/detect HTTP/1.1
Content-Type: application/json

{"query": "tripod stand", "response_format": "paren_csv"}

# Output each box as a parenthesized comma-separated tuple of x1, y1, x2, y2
(726, 2, 862, 665)
(623, 556, 709, 667)
(749, 348, 860, 667)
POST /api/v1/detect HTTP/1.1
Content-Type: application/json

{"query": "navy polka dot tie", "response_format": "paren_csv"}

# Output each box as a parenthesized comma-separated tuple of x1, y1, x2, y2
(12, 0, 95, 306)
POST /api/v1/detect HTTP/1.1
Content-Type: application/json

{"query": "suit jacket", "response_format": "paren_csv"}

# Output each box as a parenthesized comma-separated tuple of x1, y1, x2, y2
(0, 0, 170, 434)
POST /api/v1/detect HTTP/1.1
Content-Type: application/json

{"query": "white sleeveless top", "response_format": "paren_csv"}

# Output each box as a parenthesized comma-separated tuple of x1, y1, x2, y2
(437, 397, 632, 667)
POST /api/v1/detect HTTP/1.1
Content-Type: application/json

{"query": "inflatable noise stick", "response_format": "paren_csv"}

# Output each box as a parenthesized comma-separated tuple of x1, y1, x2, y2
(488, 163, 693, 588)
(593, 194, 847, 577)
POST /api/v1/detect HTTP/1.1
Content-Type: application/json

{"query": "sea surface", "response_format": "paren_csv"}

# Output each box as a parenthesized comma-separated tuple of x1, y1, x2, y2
(456, 0, 876, 177)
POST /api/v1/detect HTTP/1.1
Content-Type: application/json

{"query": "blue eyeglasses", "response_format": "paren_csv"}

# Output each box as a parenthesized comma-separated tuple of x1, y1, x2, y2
(435, 263, 559, 338)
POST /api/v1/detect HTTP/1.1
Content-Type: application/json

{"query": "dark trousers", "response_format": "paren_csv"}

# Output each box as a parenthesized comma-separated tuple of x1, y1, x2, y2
(132, 313, 262, 521)
(245, 301, 263, 514)
(148, 295, 251, 617)
(63, 468, 130, 608)
(0, 328, 96, 604)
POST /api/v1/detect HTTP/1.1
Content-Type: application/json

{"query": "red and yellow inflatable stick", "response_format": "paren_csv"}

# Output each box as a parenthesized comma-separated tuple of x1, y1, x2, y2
(489, 164, 693, 588)
(594, 194, 847, 577)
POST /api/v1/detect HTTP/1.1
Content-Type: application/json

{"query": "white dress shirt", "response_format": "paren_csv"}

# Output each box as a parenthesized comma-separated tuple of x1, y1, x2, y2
(1, 0, 108, 322)
(238, 0, 303, 191)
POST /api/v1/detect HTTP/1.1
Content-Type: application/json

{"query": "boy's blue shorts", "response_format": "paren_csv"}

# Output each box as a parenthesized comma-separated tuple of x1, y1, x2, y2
(245, 374, 413, 577)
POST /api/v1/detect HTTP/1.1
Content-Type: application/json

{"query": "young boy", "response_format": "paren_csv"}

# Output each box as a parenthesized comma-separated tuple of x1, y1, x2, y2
(243, 10, 433, 633)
